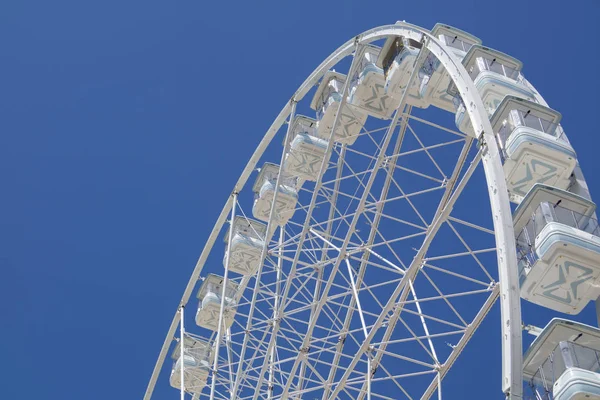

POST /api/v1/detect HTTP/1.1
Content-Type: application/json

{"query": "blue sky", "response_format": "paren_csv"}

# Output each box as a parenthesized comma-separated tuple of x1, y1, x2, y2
(2, 0, 600, 399)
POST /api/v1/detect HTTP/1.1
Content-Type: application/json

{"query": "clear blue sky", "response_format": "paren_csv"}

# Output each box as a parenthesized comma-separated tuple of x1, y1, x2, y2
(2, 0, 600, 398)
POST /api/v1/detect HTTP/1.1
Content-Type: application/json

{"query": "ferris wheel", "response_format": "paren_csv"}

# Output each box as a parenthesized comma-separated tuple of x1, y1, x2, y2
(144, 22, 600, 400)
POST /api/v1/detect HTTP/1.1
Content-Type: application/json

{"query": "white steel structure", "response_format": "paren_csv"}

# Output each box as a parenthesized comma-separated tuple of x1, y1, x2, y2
(144, 22, 598, 400)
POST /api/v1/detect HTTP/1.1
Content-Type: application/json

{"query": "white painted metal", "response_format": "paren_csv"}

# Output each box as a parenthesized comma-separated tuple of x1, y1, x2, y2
(140, 21, 580, 400)
(180, 306, 185, 400)
(251, 42, 369, 400)
(232, 100, 298, 398)
(209, 194, 237, 400)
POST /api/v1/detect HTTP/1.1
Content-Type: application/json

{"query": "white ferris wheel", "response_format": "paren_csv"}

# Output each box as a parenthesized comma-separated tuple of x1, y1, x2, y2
(144, 21, 600, 400)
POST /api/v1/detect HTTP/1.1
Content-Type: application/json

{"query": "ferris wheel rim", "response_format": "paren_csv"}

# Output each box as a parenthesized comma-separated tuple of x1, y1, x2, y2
(144, 21, 523, 400)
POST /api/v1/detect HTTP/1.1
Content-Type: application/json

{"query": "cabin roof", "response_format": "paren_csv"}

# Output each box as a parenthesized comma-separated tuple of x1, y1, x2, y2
(523, 318, 600, 380)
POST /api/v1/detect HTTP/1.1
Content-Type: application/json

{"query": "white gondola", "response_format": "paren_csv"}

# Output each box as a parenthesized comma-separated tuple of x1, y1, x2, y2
(283, 115, 327, 181)
(195, 274, 238, 331)
(348, 45, 398, 119)
(523, 319, 600, 399)
(377, 36, 428, 108)
(419, 24, 482, 112)
(290, 114, 318, 137)
(310, 71, 367, 145)
(491, 96, 577, 202)
(252, 163, 298, 225)
(451, 45, 536, 135)
(169, 337, 213, 393)
(514, 184, 600, 314)
(223, 216, 267, 276)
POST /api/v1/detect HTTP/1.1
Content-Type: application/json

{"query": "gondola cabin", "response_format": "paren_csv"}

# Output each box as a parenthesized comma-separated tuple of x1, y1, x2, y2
(420, 24, 482, 112)
(513, 184, 600, 314)
(223, 216, 267, 276)
(195, 274, 238, 331)
(283, 116, 330, 181)
(348, 45, 399, 119)
(252, 163, 299, 225)
(377, 35, 428, 108)
(491, 96, 577, 203)
(451, 45, 535, 135)
(523, 319, 600, 399)
(169, 337, 213, 393)
(310, 71, 367, 145)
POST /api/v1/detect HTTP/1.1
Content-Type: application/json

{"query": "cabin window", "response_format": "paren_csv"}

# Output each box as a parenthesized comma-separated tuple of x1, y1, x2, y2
(439, 34, 475, 52)
(421, 52, 440, 76)
(508, 109, 555, 135)
(407, 38, 422, 49)
(381, 37, 404, 75)
(317, 80, 340, 110)
(471, 56, 520, 80)
(531, 341, 600, 389)
(381, 37, 421, 76)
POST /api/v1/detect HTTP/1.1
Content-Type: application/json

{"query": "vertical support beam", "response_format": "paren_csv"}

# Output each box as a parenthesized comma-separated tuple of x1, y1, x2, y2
(180, 306, 185, 400)
(409, 278, 438, 364)
(345, 258, 368, 338)
(209, 193, 238, 400)
(268, 228, 285, 399)
(226, 328, 234, 395)
(437, 371, 442, 400)
(367, 356, 372, 400)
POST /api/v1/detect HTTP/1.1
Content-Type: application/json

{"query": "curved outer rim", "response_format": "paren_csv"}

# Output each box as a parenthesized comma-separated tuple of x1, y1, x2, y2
(144, 22, 523, 399)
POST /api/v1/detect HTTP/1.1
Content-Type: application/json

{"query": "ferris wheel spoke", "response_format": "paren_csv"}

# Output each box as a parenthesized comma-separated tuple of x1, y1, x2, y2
(421, 285, 499, 399)
(406, 114, 466, 138)
(364, 208, 427, 231)
(405, 124, 450, 180)
(445, 219, 495, 282)
(446, 215, 495, 235)
(343, 146, 381, 163)
(363, 362, 416, 400)
(418, 269, 470, 326)
(391, 137, 467, 160)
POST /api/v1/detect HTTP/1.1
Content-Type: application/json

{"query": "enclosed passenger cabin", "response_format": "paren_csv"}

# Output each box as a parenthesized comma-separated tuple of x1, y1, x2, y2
(169, 337, 213, 393)
(195, 274, 238, 331)
(223, 216, 267, 276)
(491, 96, 577, 202)
(283, 115, 330, 181)
(290, 115, 318, 137)
(252, 163, 299, 225)
(377, 35, 427, 108)
(419, 24, 482, 112)
(348, 45, 399, 119)
(514, 184, 600, 314)
(310, 71, 367, 145)
(523, 319, 600, 399)
(450, 45, 535, 135)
